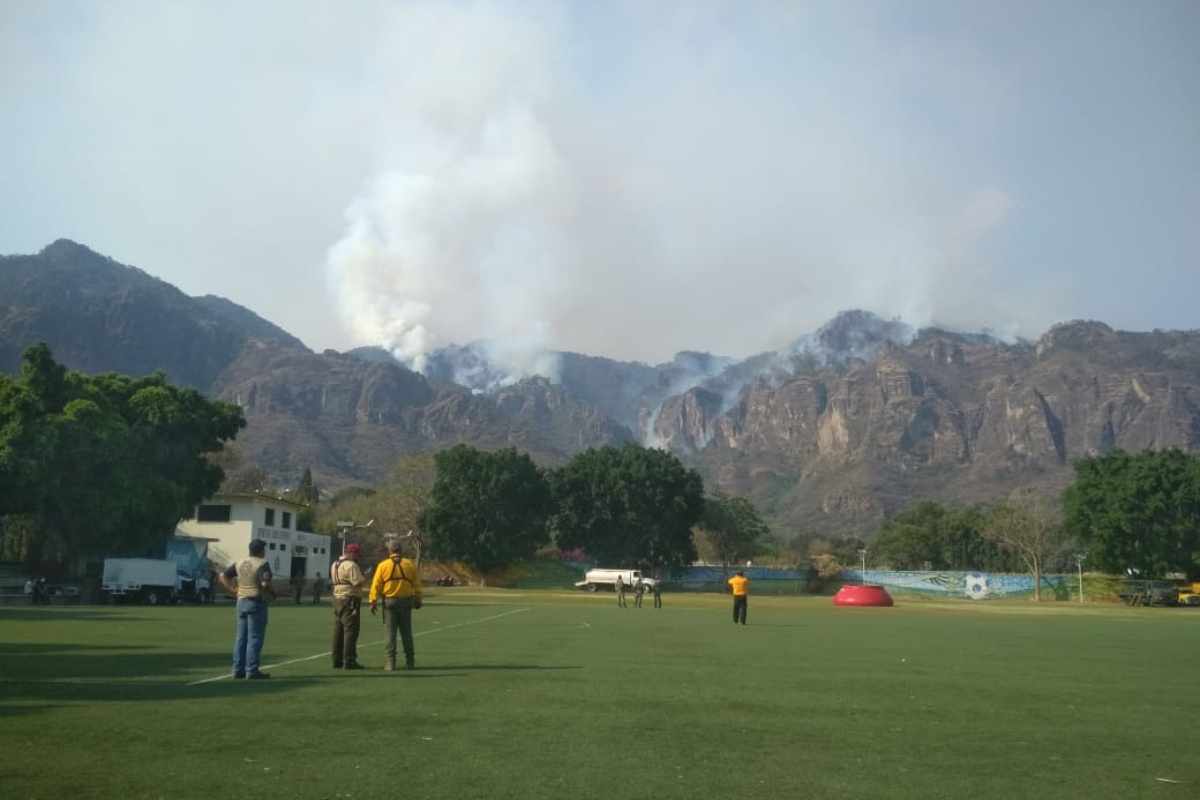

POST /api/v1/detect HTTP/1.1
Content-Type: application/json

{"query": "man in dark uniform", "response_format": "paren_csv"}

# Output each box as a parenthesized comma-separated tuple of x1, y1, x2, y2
(219, 539, 277, 679)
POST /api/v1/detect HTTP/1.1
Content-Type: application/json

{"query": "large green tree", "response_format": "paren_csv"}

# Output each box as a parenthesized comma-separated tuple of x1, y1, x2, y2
(0, 344, 246, 562)
(871, 500, 1013, 571)
(420, 445, 553, 573)
(550, 443, 704, 570)
(1064, 448, 1200, 579)
(696, 492, 770, 569)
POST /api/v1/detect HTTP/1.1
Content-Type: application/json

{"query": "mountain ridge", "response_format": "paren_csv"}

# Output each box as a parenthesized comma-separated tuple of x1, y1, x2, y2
(3, 240, 1198, 536)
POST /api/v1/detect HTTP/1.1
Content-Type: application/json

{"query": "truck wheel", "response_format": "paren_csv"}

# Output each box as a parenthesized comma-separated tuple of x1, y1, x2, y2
(145, 589, 161, 606)
(586, 583, 599, 593)
(198, 588, 211, 604)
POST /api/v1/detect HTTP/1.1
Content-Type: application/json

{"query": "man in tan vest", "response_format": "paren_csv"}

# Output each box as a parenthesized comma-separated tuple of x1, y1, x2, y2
(219, 539, 277, 679)
(330, 543, 368, 670)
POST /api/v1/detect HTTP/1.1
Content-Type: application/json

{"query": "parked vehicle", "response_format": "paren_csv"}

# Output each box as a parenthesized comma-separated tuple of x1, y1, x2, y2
(1117, 579, 1179, 607)
(102, 558, 179, 605)
(1177, 582, 1200, 606)
(574, 568, 657, 593)
(435, 575, 457, 587)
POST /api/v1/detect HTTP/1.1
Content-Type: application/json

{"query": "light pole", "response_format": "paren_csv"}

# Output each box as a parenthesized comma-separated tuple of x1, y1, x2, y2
(390, 529, 422, 567)
(1075, 554, 1086, 603)
(859, 549, 868, 585)
(336, 519, 374, 554)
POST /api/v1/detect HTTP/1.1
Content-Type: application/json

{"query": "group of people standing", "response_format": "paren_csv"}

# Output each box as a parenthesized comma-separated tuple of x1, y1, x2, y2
(220, 537, 424, 680)
(613, 571, 749, 623)
(22, 577, 50, 605)
(290, 572, 325, 604)
(615, 575, 662, 609)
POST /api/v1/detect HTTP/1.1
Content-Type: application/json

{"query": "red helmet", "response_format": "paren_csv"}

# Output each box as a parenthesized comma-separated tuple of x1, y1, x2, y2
(344, 543, 362, 557)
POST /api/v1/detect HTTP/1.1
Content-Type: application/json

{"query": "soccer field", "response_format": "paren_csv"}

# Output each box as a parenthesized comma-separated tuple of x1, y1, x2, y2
(1, 590, 1197, 800)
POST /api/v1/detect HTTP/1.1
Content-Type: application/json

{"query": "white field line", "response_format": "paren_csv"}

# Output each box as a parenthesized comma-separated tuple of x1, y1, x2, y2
(185, 606, 530, 686)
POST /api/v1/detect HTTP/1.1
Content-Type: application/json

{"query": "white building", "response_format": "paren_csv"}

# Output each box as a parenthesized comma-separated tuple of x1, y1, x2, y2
(175, 492, 331, 581)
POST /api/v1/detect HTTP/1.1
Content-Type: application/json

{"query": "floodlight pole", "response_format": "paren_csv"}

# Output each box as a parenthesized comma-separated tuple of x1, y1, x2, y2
(1075, 554, 1086, 604)
(859, 549, 868, 585)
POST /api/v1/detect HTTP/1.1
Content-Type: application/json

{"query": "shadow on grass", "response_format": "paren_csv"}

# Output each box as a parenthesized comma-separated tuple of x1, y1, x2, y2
(0, 607, 147, 622)
(0, 673, 320, 719)
(0, 641, 230, 682)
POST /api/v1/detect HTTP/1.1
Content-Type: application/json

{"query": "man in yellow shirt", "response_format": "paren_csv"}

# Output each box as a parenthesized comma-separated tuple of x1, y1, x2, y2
(369, 540, 424, 671)
(728, 570, 749, 625)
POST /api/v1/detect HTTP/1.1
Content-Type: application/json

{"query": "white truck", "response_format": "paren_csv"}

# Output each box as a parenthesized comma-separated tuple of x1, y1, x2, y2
(102, 558, 180, 605)
(575, 568, 658, 593)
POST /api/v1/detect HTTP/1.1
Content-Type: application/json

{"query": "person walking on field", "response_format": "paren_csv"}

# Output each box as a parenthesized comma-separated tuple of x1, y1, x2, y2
(330, 543, 368, 670)
(634, 577, 646, 608)
(369, 540, 424, 671)
(652, 577, 662, 609)
(728, 570, 749, 625)
(219, 539, 277, 679)
(311, 573, 324, 604)
(291, 572, 304, 604)
(616, 575, 627, 608)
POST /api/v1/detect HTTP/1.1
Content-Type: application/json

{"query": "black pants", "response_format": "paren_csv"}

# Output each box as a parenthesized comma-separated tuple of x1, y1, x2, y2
(332, 597, 361, 666)
(732, 595, 747, 624)
(384, 597, 416, 666)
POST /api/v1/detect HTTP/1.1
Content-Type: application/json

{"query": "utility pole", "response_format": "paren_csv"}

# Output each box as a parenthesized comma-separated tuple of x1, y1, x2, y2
(1075, 554, 1086, 603)
(859, 549, 868, 585)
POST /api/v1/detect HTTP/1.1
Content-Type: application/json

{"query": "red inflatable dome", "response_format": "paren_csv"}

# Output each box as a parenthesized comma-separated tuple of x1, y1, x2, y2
(833, 584, 894, 607)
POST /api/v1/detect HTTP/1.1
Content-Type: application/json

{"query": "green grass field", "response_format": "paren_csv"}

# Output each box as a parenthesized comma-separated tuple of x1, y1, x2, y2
(1, 590, 1197, 800)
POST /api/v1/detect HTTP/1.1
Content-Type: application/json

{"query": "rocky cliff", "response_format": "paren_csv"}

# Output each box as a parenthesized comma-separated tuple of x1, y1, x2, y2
(3, 241, 1198, 536)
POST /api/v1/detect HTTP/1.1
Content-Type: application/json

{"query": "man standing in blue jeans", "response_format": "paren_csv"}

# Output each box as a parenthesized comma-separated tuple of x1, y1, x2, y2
(219, 539, 277, 679)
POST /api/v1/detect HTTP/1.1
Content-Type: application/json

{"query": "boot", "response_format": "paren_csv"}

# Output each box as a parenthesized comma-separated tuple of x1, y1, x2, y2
(385, 659, 395, 672)
(405, 657, 415, 671)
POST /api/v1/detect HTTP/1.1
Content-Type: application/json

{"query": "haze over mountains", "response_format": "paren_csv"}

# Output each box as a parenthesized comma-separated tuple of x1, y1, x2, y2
(4, 240, 1199, 536)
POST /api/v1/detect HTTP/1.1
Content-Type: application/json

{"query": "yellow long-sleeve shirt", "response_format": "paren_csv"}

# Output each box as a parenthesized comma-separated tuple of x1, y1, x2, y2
(369, 556, 423, 604)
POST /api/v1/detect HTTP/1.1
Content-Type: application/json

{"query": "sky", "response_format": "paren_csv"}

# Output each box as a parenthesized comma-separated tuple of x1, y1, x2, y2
(1, 0, 1197, 373)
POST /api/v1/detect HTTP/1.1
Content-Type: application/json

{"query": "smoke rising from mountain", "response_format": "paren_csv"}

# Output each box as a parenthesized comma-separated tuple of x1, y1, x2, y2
(3, 2, 1194, 371)
(324, 1, 1061, 381)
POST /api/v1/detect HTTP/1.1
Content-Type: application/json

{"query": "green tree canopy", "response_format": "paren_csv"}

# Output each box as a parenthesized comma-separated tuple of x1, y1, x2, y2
(0, 343, 245, 562)
(697, 491, 770, 568)
(1064, 448, 1200, 579)
(420, 445, 553, 573)
(550, 443, 704, 570)
(871, 500, 1013, 571)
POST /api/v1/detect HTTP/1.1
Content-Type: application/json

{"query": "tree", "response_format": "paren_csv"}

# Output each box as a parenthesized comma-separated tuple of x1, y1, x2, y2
(1064, 448, 1200, 580)
(871, 500, 952, 570)
(697, 492, 769, 569)
(981, 487, 1066, 601)
(420, 445, 553, 573)
(871, 500, 1012, 572)
(294, 467, 318, 532)
(0, 344, 246, 563)
(550, 444, 704, 570)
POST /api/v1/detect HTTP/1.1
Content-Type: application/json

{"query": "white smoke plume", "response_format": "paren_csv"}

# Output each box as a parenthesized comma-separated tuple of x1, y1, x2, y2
(321, 0, 1175, 381)
(327, 2, 576, 378)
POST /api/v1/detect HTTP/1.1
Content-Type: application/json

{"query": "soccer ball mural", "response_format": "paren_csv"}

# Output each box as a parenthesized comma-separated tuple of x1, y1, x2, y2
(964, 572, 991, 600)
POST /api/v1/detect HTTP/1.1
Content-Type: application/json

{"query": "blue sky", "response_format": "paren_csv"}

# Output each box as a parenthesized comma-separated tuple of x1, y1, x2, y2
(1, 0, 1196, 370)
